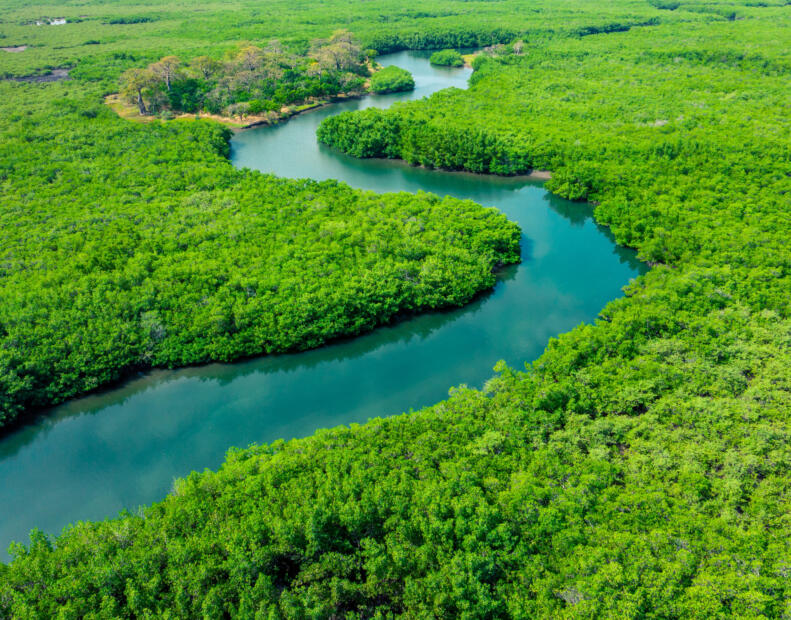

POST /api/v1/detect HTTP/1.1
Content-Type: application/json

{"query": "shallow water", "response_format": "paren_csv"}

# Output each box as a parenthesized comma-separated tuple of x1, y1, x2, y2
(0, 51, 645, 560)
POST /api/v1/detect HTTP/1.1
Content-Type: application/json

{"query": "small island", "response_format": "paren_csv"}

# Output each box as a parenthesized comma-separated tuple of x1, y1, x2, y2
(429, 49, 464, 67)
(368, 65, 415, 94)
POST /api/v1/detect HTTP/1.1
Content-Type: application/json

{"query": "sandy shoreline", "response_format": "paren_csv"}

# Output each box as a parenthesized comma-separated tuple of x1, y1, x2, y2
(104, 92, 370, 129)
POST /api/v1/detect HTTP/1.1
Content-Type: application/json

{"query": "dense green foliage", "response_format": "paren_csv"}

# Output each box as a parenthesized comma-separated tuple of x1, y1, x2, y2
(318, 107, 407, 159)
(0, 0, 693, 81)
(429, 48, 464, 66)
(118, 33, 371, 118)
(368, 65, 415, 94)
(3, 0, 791, 617)
(0, 81, 519, 429)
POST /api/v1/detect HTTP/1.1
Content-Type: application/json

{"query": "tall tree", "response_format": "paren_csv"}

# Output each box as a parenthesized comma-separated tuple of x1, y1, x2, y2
(235, 46, 264, 72)
(120, 68, 154, 115)
(150, 55, 181, 91)
(191, 55, 220, 80)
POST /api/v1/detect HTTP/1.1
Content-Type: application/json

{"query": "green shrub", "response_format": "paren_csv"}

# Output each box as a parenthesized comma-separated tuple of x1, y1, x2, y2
(429, 48, 464, 66)
(369, 65, 415, 93)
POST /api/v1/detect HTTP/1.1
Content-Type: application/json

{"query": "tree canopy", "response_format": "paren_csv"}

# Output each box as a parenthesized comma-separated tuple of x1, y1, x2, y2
(2, 0, 791, 616)
(369, 65, 415, 94)
(0, 85, 518, 429)
(118, 35, 372, 120)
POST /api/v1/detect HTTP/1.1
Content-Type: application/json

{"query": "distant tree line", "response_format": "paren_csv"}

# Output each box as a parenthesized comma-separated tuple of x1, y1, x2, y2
(367, 26, 518, 54)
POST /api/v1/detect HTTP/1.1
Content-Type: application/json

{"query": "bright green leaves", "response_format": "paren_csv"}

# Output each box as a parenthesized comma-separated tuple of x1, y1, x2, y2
(369, 65, 415, 94)
(0, 89, 519, 425)
(429, 49, 464, 67)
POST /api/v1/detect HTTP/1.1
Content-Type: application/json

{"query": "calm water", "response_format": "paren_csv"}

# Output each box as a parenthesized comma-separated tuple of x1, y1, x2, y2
(0, 52, 645, 560)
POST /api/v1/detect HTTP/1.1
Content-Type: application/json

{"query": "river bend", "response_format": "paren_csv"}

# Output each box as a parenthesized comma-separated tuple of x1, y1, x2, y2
(0, 51, 644, 559)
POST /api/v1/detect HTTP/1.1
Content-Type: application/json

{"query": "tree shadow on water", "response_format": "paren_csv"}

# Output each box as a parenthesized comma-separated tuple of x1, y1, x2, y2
(0, 261, 523, 459)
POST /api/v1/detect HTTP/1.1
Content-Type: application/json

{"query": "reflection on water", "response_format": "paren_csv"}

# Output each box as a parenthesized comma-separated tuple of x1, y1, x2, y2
(0, 52, 645, 560)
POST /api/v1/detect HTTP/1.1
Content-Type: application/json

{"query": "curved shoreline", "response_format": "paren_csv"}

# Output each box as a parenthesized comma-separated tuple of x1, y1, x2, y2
(104, 91, 374, 129)
(0, 51, 641, 562)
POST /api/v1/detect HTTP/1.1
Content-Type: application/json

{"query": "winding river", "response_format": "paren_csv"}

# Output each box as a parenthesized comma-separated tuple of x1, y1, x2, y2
(0, 51, 645, 560)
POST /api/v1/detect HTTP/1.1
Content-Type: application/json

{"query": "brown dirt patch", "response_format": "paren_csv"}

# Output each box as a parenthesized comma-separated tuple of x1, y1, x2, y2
(10, 68, 70, 82)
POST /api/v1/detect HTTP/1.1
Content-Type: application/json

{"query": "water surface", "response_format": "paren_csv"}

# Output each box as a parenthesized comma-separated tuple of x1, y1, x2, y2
(0, 51, 645, 560)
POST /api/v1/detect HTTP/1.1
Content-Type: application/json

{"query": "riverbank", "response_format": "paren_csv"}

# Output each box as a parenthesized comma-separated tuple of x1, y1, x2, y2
(105, 58, 387, 129)
(104, 92, 373, 129)
(461, 52, 479, 68)
(0, 50, 639, 562)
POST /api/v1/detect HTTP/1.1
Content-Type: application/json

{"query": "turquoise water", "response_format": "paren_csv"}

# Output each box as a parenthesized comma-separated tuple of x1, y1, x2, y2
(0, 51, 644, 560)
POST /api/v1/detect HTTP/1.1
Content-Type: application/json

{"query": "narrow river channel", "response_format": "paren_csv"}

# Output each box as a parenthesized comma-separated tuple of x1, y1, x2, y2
(0, 51, 645, 560)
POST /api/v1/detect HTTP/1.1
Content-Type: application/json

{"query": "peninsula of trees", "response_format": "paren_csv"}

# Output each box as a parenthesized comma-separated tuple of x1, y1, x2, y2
(119, 32, 391, 121)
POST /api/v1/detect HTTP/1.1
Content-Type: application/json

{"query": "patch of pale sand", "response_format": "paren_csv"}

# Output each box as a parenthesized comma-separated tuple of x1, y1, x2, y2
(105, 93, 347, 129)
(105, 93, 278, 127)
(461, 53, 479, 68)
(527, 170, 552, 180)
(1, 46, 28, 53)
